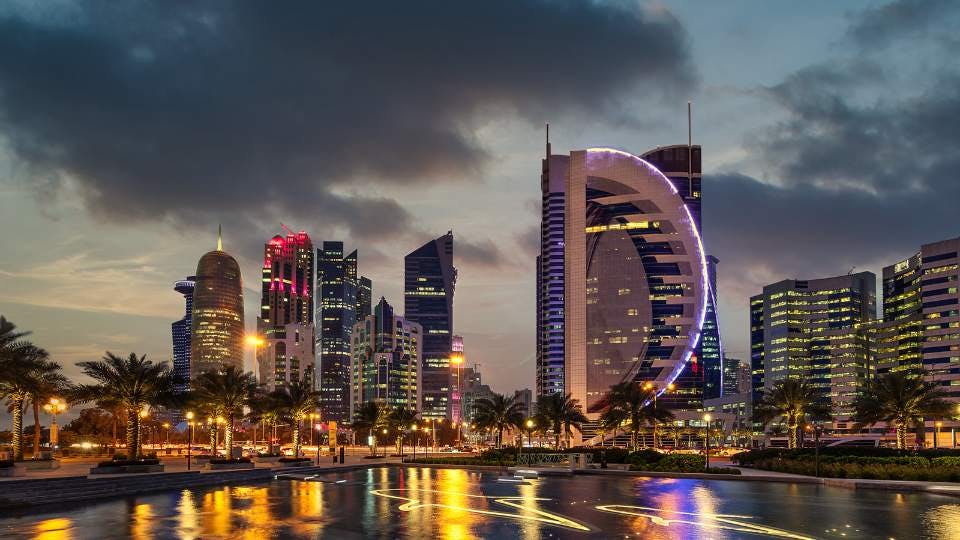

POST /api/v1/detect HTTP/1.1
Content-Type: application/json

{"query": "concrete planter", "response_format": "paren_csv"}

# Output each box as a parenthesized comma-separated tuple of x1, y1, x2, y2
(90, 464, 165, 475)
(203, 461, 255, 471)
(280, 459, 312, 467)
(255, 456, 282, 465)
(23, 459, 60, 470)
(0, 464, 26, 477)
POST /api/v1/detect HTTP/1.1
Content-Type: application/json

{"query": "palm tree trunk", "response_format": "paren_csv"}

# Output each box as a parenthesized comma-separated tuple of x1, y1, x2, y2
(787, 422, 798, 450)
(112, 414, 118, 451)
(209, 424, 216, 455)
(554, 422, 561, 449)
(32, 398, 41, 459)
(497, 427, 503, 449)
(293, 422, 301, 458)
(225, 414, 234, 457)
(11, 395, 24, 462)
(896, 421, 907, 450)
(126, 409, 139, 459)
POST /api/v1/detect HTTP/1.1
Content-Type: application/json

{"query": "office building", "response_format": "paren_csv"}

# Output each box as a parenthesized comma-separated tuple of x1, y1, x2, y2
(461, 365, 494, 426)
(514, 388, 534, 418)
(256, 229, 315, 390)
(350, 297, 422, 416)
(405, 232, 457, 420)
(536, 128, 569, 398)
(191, 228, 245, 376)
(316, 242, 360, 423)
(563, 147, 708, 419)
(171, 276, 196, 393)
(750, 272, 876, 423)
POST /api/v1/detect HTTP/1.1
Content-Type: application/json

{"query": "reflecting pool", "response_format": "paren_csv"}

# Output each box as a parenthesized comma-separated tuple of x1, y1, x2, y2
(1, 467, 958, 539)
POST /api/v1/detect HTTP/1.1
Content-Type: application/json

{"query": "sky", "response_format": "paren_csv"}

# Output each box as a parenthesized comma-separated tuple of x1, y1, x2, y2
(1, 0, 959, 415)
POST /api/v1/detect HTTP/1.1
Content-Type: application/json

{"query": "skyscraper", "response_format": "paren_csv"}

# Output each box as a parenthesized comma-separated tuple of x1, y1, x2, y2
(350, 297, 422, 416)
(536, 128, 569, 399)
(191, 229, 245, 377)
(640, 142, 718, 410)
(316, 241, 360, 423)
(171, 276, 196, 393)
(750, 272, 876, 425)
(357, 276, 373, 320)
(256, 229, 315, 390)
(405, 232, 457, 420)
(563, 148, 708, 421)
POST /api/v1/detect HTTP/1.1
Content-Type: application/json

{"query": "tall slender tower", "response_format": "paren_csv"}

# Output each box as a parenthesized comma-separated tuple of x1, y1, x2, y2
(316, 241, 360, 423)
(256, 228, 315, 390)
(405, 232, 457, 420)
(172, 276, 196, 392)
(191, 228, 245, 377)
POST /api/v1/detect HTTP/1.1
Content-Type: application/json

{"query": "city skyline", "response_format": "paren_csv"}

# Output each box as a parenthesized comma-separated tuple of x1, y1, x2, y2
(2, 0, 959, 408)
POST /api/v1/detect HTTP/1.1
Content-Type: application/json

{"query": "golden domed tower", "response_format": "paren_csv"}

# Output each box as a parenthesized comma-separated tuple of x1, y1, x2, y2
(190, 226, 245, 377)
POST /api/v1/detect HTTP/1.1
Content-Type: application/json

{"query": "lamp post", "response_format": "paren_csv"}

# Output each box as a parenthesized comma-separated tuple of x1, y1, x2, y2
(524, 419, 534, 462)
(805, 422, 822, 477)
(316, 422, 323, 465)
(703, 413, 712, 471)
(411, 424, 418, 462)
(43, 397, 67, 452)
(162, 422, 170, 450)
(642, 382, 675, 449)
(139, 408, 150, 457)
(935, 421, 943, 449)
(186, 412, 195, 470)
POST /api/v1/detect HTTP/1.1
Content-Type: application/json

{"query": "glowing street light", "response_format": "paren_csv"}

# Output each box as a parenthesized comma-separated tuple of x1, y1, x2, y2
(43, 397, 67, 450)
(186, 411, 195, 470)
(703, 413, 712, 471)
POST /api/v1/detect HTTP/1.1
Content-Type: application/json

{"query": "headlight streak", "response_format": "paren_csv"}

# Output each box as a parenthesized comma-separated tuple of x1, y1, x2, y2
(595, 505, 814, 540)
(368, 488, 592, 532)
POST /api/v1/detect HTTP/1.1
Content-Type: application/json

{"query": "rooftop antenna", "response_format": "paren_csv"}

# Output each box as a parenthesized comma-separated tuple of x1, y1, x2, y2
(848, 266, 856, 275)
(545, 122, 551, 158)
(217, 224, 222, 251)
(687, 101, 693, 195)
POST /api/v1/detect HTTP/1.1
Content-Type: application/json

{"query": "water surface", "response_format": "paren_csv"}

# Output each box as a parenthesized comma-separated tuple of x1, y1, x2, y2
(1, 467, 957, 539)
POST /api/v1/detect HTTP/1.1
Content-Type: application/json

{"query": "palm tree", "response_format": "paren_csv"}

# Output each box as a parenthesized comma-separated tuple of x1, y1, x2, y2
(191, 366, 256, 457)
(387, 407, 419, 455)
(661, 422, 682, 450)
(598, 405, 627, 448)
(353, 401, 387, 456)
(71, 352, 176, 460)
(270, 380, 321, 458)
(0, 344, 51, 461)
(247, 388, 281, 449)
(28, 361, 66, 458)
(753, 379, 829, 449)
(853, 372, 954, 449)
(536, 393, 589, 449)
(473, 393, 524, 448)
(605, 382, 675, 451)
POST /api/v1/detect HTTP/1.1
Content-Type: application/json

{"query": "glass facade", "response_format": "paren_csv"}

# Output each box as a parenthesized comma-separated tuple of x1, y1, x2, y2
(191, 243, 245, 377)
(537, 150, 569, 399)
(316, 242, 359, 423)
(404, 232, 457, 420)
(565, 148, 707, 416)
(171, 276, 195, 393)
(350, 297, 421, 415)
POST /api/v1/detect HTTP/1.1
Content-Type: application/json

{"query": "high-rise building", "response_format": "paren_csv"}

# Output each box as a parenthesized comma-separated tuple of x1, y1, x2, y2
(640, 143, 718, 410)
(563, 148, 708, 421)
(513, 388, 534, 418)
(750, 272, 876, 424)
(537, 129, 569, 399)
(316, 242, 359, 423)
(449, 335, 465, 423)
(256, 229, 315, 391)
(171, 276, 196, 393)
(461, 365, 494, 427)
(350, 297, 422, 416)
(191, 229, 245, 377)
(721, 356, 744, 396)
(405, 232, 457, 420)
(867, 237, 960, 443)
(357, 276, 373, 320)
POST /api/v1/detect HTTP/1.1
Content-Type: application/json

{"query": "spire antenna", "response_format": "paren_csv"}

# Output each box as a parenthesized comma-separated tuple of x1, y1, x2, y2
(687, 101, 693, 195)
(545, 122, 551, 158)
(217, 224, 223, 251)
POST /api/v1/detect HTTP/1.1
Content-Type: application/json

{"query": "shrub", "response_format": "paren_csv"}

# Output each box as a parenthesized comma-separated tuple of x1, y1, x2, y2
(479, 448, 518, 463)
(279, 457, 311, 463)
(256, 452, 283, 458)
(0, 460, 13, 469)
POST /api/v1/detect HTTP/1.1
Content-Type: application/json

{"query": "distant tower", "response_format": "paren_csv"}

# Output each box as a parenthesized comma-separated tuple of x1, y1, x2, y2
(256, 228, 315, 390)
(405, 232, 457, 420)
(172, 276, 196, 392)
(191, 228, 245, 377)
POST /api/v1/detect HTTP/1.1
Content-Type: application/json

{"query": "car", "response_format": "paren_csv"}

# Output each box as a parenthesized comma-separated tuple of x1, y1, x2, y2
(439, 446, 458, 453)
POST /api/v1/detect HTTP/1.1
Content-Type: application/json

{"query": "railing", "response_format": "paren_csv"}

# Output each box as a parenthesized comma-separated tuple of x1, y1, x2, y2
(516, 453, 593, 466)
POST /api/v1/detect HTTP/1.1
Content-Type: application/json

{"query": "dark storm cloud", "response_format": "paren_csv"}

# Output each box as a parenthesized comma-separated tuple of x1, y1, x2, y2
(0, 0, 695, 240)
(846, 0, 957, 49)
(456, 237, 508, 269)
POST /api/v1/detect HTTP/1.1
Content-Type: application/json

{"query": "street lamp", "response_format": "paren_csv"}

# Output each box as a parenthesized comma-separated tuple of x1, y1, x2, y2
(805, 422, 822, 477)
(162, 422, 171, 450)
(525, 419, 535, 460)
(935, 421, 943, 449)
(43, 397, 67, 452)
(186, 411, 195, 470)
(703, 413, 712, 471)
(411, 424, 418, 461)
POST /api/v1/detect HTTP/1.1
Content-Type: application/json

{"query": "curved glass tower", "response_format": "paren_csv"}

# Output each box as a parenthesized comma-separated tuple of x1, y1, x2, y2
(564, 148, 707, 415)
(191, 231, 245, 376)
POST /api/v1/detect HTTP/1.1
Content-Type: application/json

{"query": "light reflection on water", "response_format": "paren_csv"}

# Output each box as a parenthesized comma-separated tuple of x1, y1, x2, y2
(0, 467, 958, 539)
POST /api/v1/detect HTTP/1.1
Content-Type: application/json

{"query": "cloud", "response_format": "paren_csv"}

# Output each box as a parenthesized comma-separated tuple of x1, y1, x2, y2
(0, 0, 696, 242)
(846, 0, 957, 49)
(457, 237, 508, 269)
